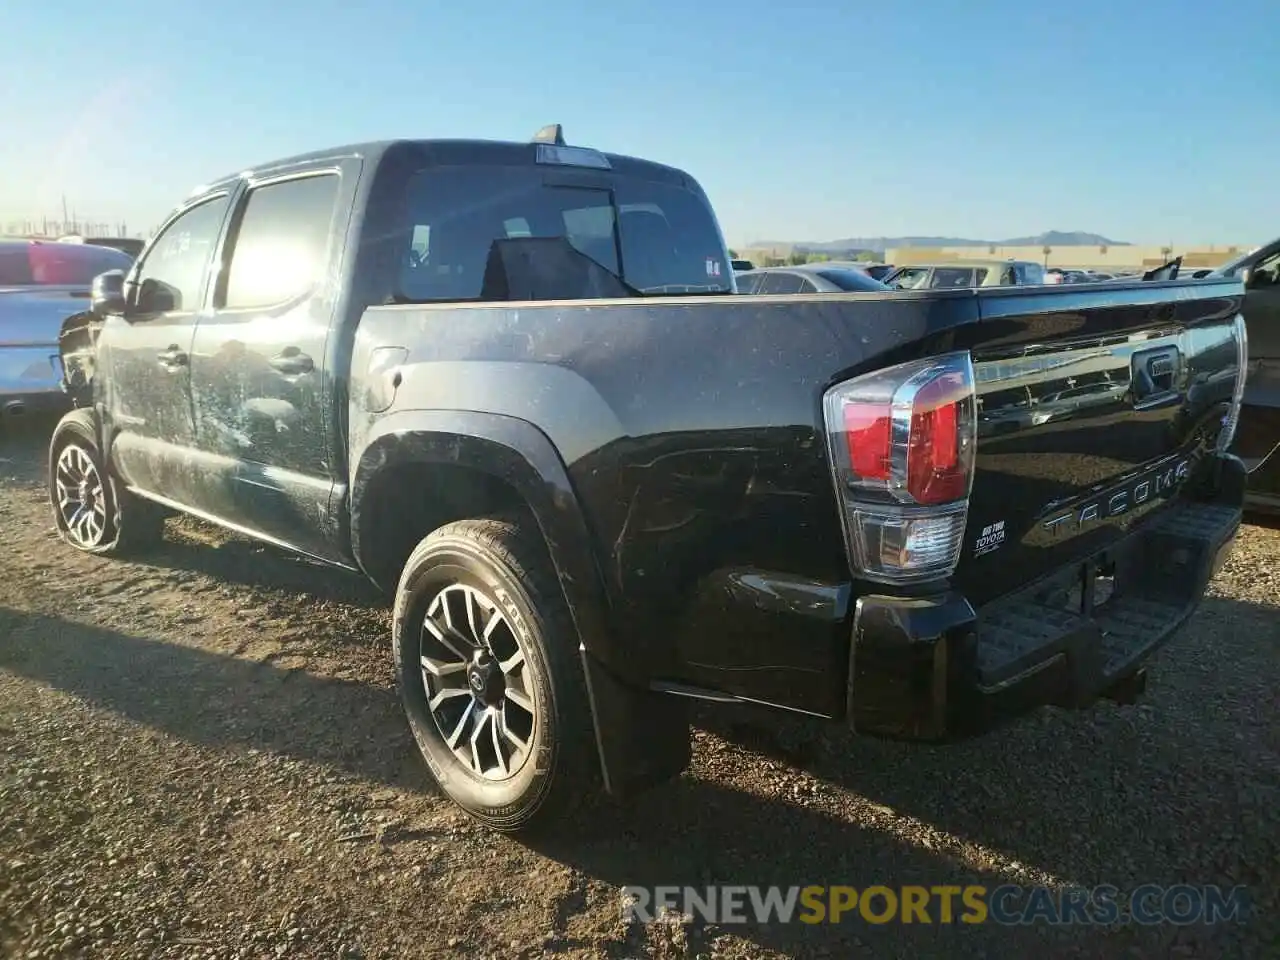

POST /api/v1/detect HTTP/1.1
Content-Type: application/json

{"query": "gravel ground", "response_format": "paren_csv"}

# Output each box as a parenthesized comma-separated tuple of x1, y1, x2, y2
(1, 416, 1277, 959)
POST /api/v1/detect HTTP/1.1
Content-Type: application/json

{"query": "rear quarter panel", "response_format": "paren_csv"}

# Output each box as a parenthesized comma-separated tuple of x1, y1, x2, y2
(348, 292, 978, 714)
(346, 279, 1243, 716)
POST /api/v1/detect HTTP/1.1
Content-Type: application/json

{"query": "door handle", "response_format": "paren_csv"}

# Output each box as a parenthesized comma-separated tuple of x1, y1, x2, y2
(269, 349, 314, 375)
(157, 346, 187, 367)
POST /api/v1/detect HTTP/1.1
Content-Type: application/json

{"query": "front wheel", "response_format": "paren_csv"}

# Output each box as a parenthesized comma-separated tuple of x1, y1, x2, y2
(392, 517, 597, 834)
(48, 411, 165, 555)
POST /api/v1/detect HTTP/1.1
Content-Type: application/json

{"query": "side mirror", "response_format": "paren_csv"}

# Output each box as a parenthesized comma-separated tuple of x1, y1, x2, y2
(90, 270, 126, 317)
(1238, 267, 1254, 288)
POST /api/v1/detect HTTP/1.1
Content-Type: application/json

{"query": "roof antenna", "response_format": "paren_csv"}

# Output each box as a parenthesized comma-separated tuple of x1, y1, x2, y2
(532, 123, 565, 146)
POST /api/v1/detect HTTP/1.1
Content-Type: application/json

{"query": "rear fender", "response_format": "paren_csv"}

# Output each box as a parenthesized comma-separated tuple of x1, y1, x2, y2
(349, 409, 691, 798)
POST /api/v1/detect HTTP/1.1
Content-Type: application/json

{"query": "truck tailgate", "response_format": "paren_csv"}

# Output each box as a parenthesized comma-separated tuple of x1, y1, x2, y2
(952, 279, 1245, 607)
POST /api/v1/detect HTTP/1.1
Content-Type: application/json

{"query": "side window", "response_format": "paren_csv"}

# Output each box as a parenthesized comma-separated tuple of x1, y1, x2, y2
(891, 267, 928, 289)
(760, 272, 805, 295)
(222, 174, 340, 310)
(797, 276, 819, 293)
(931, 267, 975, 288)
(736, 273, 763, 295)
(1251, 251, 1280, 287)
(132, 194, 231, 314)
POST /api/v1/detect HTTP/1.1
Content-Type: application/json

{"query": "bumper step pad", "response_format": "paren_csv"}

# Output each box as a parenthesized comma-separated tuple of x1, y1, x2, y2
(972, 500, 1240, 699)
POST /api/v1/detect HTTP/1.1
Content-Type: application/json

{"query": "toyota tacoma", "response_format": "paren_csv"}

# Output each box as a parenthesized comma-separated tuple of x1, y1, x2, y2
(49, 126, 1249, 833)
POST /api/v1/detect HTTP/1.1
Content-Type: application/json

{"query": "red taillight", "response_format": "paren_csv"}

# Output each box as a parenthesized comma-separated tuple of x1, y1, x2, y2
(906, 371, 967, 504)
(823, 352, 977, 585)
(843, 401, 892, 481)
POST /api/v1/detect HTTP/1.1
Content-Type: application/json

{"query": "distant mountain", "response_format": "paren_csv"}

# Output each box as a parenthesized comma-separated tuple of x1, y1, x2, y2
(749, 237, 987, 255)
(745, 231, 1130, 256)
(997, 231, 1128, 247)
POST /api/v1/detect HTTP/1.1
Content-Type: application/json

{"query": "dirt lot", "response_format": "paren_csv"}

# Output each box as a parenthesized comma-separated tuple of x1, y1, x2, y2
(1, 416, 1277, 960)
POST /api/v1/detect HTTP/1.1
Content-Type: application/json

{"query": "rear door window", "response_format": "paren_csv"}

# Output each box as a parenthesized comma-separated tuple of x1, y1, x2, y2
(1019, 263, 1046, 285)
(736, 273, 764, 294)
(759, 272, 805, 295)
(889, 267, 929, 289)
(400, 164, 732, 301)
(221, 173, 340, 310)
(931, 267, 976, 288)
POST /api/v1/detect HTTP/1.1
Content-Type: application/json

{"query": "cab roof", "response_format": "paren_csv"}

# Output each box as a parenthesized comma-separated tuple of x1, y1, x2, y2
(194, 135, 695, 197)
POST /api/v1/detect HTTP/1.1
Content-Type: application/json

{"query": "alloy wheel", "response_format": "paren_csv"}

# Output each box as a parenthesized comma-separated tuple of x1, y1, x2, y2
(54, 444, 109, 549)
(419, 583, 537, 781)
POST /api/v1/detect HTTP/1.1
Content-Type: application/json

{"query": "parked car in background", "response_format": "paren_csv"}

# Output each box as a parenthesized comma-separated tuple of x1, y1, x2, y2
(57, 235, 146, 259)
(1045, 268, 1098, 284)
(735, 263, 891, 294)
(1213, 235, 1280, 512)
(730, 258, 755, 272)
(0, 239, 133, 422)
(802, 259, 896, 282)
(883, 259, 1045, 289)
(862, 263, 895, 281)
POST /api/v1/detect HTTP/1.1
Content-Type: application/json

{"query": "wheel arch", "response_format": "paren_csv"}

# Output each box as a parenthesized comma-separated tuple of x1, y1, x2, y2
(48, 406, 101, 461)
(349, 409, 692, 798)
(349, 410, 612, 658)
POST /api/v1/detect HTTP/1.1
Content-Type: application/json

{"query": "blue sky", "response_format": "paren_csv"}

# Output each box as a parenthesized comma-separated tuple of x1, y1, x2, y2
(3, 0, 1277, 246)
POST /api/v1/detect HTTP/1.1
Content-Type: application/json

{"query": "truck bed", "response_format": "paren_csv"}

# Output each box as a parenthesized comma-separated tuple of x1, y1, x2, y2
(348, 276, 1245, 722)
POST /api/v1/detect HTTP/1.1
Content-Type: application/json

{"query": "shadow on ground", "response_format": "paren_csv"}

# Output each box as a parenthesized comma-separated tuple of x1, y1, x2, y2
(0, 413, 57, 486)
(2, 414, 1276, 956)
(2, 605, 1273, 958)
(144, 523, 387, 610)
(0, 607, 430, 795)
(1, 413, 385, 608)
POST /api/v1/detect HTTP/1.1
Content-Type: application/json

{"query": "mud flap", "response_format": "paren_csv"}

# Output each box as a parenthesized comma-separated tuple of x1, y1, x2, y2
(578, 647, 691, 799)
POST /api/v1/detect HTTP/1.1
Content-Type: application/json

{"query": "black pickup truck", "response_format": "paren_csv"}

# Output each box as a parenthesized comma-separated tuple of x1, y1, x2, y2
(51, 127, 1249, 833)
(1213, 236, 1280, 512)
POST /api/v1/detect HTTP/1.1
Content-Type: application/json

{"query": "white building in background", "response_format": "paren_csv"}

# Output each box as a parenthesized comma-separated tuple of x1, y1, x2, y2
(884, 243, 1251, 271)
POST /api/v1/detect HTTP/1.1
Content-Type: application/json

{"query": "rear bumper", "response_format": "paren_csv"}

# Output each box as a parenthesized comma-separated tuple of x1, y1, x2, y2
(849, 452, 1247, 741)
(0, 345, 69, 416)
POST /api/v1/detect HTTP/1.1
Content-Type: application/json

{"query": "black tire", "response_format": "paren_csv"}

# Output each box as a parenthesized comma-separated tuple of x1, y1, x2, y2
(48, 410, 165, 556)
(392, 516, 597, 834)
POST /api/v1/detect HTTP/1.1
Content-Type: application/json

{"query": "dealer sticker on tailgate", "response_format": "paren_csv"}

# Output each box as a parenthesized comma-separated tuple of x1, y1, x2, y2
(974, 520, 1006, 557)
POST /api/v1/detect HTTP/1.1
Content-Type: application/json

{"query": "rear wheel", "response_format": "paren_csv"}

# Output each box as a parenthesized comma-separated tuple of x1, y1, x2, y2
(48, 411, 165, 555)
(392, 517, 596, 833)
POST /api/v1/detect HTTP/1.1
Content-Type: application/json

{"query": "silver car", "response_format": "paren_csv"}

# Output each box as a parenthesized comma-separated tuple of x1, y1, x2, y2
(735, 263, 892, 295)
(0, 239, 134, 421)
